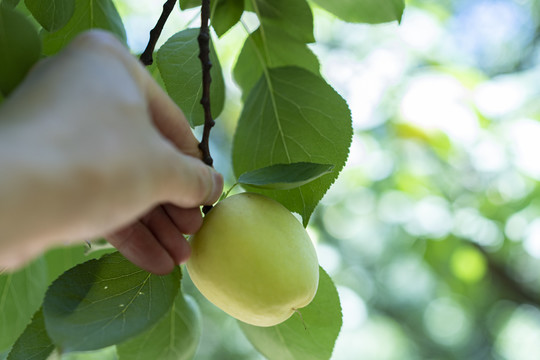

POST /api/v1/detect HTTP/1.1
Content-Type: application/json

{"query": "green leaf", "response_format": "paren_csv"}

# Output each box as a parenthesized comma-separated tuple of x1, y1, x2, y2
(0, 258, 49, 352)
(7, 308, 55, 360)
(183, 0, 315, 42)
(42, 252, 181, 352)
(25, 0, 75, 31)
(240, 267, 342, 360)
(117, 294, 201, 360)
(43, 243, 115, 284)
(60, 346, 117, 359)
(250, 0, 314, 43)
(146, 59, 166, 91)
(310, 0, 405, 24)
(42, 0, 126, 56)
(211, 0, 243, 37)
(157, 28, 225, 127)
(178, 0, 200, 10)
(232, 67, 352, 226)
(238, 162, 334, 190)
(0, 4, 41, 95)
(1, 0, 20, 7)
(234, 26, 320, 98)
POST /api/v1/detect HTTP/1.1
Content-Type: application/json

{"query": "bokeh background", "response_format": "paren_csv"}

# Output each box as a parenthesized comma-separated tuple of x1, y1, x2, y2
(119, 0, 540, 358)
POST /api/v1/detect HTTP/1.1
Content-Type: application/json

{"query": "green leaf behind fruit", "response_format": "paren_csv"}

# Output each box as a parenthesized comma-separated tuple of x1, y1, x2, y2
(0, 258, 48, 352)
(7, 308, 55, 360)
(117, 295, 201, 360)
(157, 28, 225, 127)
(239, 267, 342, 360)
(311, 0, 405, 24)
(232, 66, 352, 226)
(42, 0, 126, 56)
(42, 252, 181, 352)
(238, 162, 334, 190)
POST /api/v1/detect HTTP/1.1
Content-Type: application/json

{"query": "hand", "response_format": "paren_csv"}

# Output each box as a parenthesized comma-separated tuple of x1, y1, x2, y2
(0, 30, 223, 274)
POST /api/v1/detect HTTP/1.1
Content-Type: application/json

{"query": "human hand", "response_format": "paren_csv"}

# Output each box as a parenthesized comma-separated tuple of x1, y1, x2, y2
(0, 30, 223, 274)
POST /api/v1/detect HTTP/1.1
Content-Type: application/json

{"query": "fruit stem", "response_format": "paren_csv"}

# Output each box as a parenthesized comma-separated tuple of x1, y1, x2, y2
(294, 309, 308, 330)
(221, 183, 239, 200)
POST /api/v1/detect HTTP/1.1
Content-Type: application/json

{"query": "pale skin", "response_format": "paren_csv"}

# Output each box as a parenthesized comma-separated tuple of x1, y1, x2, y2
(0, 30, 223, 275)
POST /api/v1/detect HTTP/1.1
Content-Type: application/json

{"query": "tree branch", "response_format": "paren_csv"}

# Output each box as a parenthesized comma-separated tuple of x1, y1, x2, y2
(198, 0, 215, 214)
(471, 242, 540, 305)
(140, 0, 177, 66)
(197, 0, 214, 167)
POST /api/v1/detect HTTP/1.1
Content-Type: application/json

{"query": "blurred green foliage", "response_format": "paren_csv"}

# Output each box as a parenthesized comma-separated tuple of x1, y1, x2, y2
(299, 0, 540, 358)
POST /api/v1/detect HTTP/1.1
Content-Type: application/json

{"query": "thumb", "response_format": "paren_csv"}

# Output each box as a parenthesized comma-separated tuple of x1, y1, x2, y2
(157, 149, 224, 208)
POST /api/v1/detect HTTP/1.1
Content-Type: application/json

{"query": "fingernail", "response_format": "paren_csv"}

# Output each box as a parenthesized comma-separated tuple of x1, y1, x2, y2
(209, 170, 224, 204)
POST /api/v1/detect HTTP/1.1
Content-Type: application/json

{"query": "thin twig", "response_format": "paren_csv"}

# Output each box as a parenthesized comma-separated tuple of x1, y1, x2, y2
(198, 0, 215, 214)
(140, 0, 177, 66)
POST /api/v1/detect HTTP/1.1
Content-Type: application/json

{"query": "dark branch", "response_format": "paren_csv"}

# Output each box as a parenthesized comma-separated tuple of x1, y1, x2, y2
(198, 0, 214, 167)
(198, 0, 215, 214)
(471, 242, 540, 305)
(140, 0, 177, 66)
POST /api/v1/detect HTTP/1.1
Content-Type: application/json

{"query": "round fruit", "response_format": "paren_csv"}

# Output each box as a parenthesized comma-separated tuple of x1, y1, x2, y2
(187, 192, 319, 327)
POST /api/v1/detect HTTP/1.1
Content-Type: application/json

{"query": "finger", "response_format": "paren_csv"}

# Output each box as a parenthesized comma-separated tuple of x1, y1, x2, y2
(157, 148, 224, 207)
(163, 204, 203, 235)
(146, 81, 202, 158)
(107, 221, 175, 275)
(141, 206, 191, 265)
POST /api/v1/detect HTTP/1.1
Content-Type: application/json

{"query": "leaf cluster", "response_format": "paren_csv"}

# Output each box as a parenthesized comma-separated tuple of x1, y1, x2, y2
(2, 252, 342, 360)
(0, 0, 405, 359)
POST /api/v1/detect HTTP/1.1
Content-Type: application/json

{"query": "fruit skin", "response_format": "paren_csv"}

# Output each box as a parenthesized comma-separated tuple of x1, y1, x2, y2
(187, 192, 319, 327)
